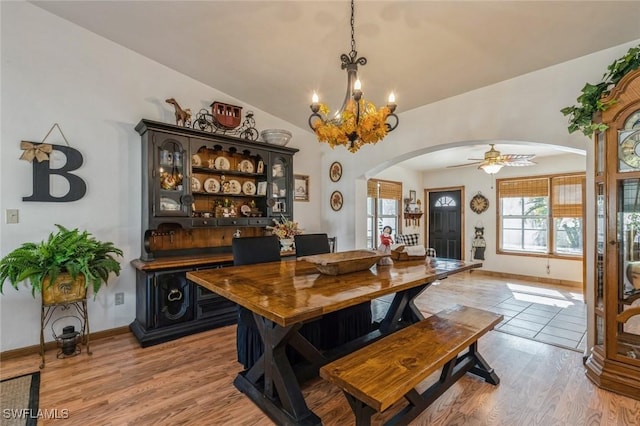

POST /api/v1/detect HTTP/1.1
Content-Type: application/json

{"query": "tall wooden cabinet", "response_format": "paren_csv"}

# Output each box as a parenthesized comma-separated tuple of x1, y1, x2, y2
(130, 119, 298, 346)
(586, 69, 640, 399)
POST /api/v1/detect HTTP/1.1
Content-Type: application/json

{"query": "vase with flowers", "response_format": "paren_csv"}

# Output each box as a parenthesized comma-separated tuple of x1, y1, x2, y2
(267, 215, 303, 251)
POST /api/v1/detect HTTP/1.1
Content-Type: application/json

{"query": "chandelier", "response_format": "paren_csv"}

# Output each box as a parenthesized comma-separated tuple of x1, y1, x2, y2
(308, 0, 398, 153)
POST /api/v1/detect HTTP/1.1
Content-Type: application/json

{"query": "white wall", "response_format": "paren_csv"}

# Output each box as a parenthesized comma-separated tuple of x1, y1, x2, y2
(423, 153, 586, 282)
(0, 2, 324, 351)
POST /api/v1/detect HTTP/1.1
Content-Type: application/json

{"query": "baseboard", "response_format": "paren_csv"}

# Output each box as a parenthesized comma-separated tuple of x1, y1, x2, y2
(0, 326, 131, 361)
(470, 269, 582, 289)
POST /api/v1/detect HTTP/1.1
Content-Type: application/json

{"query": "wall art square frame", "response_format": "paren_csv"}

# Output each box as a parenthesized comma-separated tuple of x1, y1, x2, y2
(409, 190, 417, 203)
(294, 174, 310, 202)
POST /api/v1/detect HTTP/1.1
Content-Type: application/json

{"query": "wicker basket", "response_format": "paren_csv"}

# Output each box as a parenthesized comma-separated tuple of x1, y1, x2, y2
(298, 250, 386, 275)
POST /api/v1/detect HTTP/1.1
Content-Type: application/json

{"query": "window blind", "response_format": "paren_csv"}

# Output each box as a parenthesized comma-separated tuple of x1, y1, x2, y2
(551, 175, 584, 217)
(367, 179, 402, 200)
(498, 178, 549, 198)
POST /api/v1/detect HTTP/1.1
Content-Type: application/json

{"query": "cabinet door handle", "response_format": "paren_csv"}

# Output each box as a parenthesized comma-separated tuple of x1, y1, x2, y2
(609, 240, 618, 246)
(168, 289, 183, 301)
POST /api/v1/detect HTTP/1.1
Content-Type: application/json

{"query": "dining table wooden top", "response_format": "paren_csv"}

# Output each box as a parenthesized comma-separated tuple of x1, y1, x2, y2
(187, 257, 480, 328)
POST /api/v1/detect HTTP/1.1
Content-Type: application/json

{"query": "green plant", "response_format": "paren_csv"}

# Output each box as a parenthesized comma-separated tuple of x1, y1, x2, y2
(0, 224, 123, 297)
(561, 45, 640, 136)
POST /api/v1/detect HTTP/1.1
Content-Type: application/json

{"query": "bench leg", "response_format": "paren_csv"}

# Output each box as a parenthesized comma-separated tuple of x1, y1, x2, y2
(344, 392, 376, 426)
(383, 342, 500, 425)
(468, 341, 500, 385)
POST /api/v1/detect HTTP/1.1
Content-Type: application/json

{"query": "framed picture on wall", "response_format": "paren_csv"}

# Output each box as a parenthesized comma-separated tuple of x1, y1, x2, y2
(329, 161, 342, 182)
(330, 190, 343, 211)
(294, 174, 309, 202)
(409, 190, 416, 203)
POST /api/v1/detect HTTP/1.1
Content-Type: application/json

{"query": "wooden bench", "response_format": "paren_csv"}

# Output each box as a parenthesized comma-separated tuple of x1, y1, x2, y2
(319, 305, 503, 425)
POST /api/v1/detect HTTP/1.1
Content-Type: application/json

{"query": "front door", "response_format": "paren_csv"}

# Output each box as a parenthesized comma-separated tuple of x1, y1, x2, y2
(428, 189, 463, 259)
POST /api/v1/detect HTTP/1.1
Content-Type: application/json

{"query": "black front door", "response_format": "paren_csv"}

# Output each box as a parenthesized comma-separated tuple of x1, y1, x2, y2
(428, 190, 462, 259)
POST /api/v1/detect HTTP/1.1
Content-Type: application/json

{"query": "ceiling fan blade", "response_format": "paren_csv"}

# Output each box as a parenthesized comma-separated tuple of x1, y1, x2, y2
(467, 158, 485, 161)
(447, 161, 483, 169)
(500, 154, 535, 162)
(503, 160, 537, 167)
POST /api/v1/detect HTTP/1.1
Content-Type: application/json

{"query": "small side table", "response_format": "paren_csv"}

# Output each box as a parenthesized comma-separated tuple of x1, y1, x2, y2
(40, 298, 91, 369)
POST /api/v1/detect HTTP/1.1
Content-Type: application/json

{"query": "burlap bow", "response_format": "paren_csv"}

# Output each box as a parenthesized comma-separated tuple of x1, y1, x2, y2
(20, 141, 53, 162)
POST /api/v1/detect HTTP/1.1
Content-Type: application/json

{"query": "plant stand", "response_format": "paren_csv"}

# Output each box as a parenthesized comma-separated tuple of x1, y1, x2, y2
(40, 298, 90, 369)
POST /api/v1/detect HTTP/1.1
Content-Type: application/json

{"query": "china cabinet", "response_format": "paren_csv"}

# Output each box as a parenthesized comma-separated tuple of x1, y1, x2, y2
(585, 69, 640, 399)
(131, 119, 297, 345)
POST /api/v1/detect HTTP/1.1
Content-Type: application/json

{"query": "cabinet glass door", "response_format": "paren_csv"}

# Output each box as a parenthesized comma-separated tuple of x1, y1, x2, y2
(614, 108, 640, 362)
(269, 155, 291, 218)
(617, 178, 640, 361)
(155, 134, 190, 217)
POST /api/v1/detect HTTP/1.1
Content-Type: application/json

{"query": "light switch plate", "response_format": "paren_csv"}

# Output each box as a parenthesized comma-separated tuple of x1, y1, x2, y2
(6, 209, 19, 224)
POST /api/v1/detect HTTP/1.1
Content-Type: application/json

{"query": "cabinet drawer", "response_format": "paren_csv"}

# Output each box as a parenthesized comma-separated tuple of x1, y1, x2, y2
(217, 218, 248, 226)
(196, 285, 219, 300)
(248, 217, 271, 226)
(192, 218, 216, 227)
(196, 297, 236, 320)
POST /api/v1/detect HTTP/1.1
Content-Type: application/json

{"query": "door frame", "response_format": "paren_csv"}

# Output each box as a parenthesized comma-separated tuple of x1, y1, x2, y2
(424, 186, 466, 259)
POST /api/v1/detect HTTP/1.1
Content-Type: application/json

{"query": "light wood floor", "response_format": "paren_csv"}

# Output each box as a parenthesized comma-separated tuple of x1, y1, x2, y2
(1, 272, 639, 425)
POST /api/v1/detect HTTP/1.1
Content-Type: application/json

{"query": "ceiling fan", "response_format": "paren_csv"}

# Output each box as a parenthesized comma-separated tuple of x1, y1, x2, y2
(448, 144, 536, 174)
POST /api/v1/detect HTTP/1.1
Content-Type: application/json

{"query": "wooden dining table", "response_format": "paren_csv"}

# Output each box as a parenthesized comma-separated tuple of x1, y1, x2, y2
(187, 257, 481, 425)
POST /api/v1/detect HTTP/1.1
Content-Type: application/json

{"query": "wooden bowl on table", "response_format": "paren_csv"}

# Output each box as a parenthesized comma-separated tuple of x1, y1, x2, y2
(298, 250, 386, 275)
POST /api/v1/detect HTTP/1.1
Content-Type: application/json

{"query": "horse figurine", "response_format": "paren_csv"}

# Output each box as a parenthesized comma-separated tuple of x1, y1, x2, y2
(165, 98, 192, 127)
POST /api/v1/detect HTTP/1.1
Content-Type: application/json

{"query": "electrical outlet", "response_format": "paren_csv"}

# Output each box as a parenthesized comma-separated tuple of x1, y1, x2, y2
(115, 292, 124, 305)
(5, 209, 19, 224)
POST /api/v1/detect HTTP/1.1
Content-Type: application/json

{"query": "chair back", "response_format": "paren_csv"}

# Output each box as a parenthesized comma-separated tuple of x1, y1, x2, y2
(232, 236, 281, 266)
(294, 233, 331, 257)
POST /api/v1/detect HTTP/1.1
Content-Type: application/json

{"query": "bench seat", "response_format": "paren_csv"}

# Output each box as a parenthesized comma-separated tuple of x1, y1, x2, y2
(319, 304, 502, 425)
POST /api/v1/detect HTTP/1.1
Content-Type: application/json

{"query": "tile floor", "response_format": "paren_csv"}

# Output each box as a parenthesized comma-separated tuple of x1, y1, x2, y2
(372, 278, 587, 352)
(488, 287, 587, 352)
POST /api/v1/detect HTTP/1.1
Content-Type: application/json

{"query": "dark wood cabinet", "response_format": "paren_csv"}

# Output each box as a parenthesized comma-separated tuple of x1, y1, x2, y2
(131, 120, 298, 346)
(129, 256, 236, 347)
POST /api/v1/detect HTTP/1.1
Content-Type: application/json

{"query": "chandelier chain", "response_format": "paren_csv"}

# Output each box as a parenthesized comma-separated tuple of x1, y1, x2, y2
(350, 0, 356, 54)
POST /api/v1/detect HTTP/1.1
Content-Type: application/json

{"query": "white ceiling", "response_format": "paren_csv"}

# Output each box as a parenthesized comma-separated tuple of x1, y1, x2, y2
(30, 1, 640, 169)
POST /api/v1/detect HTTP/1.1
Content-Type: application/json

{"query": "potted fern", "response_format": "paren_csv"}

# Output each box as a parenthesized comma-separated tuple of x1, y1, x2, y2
(0, 225, 123, 304)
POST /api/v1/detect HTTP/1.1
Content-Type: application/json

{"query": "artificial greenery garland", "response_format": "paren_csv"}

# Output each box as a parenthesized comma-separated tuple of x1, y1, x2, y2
(561, 45, 640, 136)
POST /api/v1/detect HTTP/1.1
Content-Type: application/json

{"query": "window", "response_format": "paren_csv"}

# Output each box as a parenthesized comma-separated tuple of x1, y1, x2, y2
(435, 196, 457, 207)
(367, 179, 402, 249)
(498, 174, 584, 257)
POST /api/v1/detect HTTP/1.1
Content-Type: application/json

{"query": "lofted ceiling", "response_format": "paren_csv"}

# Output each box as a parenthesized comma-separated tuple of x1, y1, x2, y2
(30, 1, 640, 170)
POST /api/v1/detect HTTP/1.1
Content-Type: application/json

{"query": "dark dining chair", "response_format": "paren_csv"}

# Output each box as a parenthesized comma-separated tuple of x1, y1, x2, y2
(294, 233, 331, 257)
(232, 236, 281, 368)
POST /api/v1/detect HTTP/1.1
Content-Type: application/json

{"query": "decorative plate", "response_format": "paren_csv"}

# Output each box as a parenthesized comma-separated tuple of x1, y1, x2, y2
(239, 159, 254, 173)
(191, 177, 201, 192)
(330, 161, 342, 182)
(204, 177, 220, 193)
(228, 179, 242, 194)
(214, 156, 231, 170)
(192, 154, 202, 167)
(242, 181, 256, 195)
(240, 204, 252, 216)
(330, 190, 343, 211)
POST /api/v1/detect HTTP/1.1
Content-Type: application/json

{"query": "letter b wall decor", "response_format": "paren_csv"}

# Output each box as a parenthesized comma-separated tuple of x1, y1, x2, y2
(22, 143, 87, 202)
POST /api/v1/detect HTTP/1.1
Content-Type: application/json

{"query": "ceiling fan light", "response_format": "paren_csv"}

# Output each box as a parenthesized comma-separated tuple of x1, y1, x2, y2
(481, 163, 504, 174)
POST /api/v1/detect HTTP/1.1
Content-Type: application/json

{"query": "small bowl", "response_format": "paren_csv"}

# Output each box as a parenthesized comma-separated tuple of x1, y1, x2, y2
(261, 129, 292, 146)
